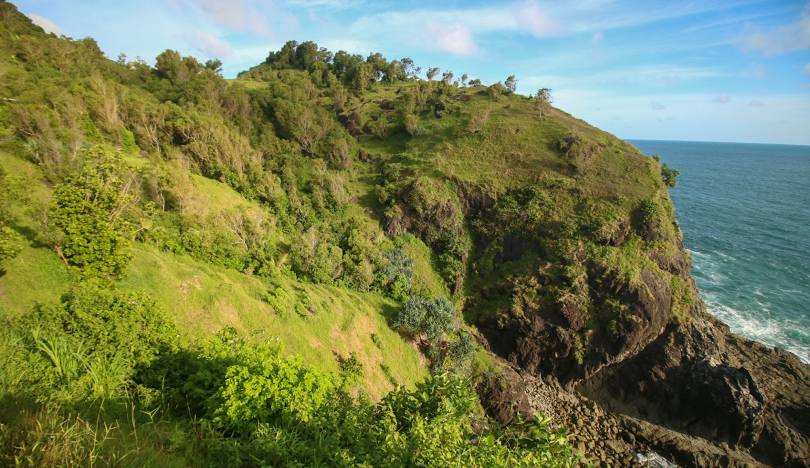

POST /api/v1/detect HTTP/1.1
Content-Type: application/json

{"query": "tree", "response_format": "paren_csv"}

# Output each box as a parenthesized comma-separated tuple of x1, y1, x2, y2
(332, 85, 348, 112)
(384, 60, 406, 82)
(441, 71, 454, 84)
(154, 49, 184, 82)
(426, 67, 440, 81)
(504, 75, 517, 92)
(266, 40, 298, 68)
(468, 78, 482, 86)
(536, 87, 552, 104)
(401, 57, 418, 78)
(535, 87, 552, 113)
(487, 82, 507, 99)
(460, 73, 468, 86)
(351, 62, 373, 91)
(204, 59, 223, 74)
(50, 147, 134, 278)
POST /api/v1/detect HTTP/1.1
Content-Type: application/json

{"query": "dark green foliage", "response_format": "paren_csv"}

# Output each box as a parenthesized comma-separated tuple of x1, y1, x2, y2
(395, 295, 457, 340)
(378, 248, 414, 300)
(0, 5, 681, 463)
(50, 146, 133, 279)
(633, 198, 664, 241)
(11, 281, 177, 402)
(661, 162, 680, 187)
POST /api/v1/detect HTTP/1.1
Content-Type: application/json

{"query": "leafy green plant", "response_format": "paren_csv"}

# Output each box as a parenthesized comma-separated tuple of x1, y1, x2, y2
(50, 146, 133, 279)
(395, 295, 457, 340)
(661, 162, 680, 188)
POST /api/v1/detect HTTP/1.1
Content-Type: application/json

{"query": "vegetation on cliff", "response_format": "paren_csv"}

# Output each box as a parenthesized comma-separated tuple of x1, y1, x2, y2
(0, 0, 702, 465)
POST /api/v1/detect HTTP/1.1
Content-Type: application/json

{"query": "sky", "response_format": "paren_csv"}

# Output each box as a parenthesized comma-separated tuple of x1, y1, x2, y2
(14, 0, 810, 145)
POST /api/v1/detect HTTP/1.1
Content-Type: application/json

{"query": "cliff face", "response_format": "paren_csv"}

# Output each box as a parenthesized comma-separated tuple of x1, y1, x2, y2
(468, 184, 810, 465)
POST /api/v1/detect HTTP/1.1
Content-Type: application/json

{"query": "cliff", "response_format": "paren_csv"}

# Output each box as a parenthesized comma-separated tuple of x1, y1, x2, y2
(0, 1, 807, 465)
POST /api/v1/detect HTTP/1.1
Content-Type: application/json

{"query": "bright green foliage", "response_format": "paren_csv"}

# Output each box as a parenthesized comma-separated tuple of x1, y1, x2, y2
(0, 168, 23, 266)
(29, 280, 176, 369)
(0, 3, 687, 464)
(213, 344, 336, 431)
(50, 147, 133, 278)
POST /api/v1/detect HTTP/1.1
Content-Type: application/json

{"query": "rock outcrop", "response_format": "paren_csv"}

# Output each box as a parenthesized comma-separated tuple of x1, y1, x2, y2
(475, 244, 810, 466)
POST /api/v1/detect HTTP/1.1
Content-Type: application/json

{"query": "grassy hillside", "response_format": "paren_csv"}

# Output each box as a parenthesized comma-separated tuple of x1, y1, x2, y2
(0, 0, 687, 465)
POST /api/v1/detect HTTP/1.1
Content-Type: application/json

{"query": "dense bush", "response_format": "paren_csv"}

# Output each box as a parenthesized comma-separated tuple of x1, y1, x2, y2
(137, 330, 576, 467)
(0, 168, 23, 267)
(661, 162, 680, 187)
(11, 281, 177, 402)
(378, 248, 415, 300)
(50, 146, 133, 278)
(395, 295, 457, 340)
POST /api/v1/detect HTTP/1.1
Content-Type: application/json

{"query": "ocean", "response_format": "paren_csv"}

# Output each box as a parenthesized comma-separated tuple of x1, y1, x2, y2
(630, 140, 810, 364)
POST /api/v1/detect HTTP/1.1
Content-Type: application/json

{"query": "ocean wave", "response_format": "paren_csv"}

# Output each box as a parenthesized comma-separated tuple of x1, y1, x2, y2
(703, 299, 810, 364)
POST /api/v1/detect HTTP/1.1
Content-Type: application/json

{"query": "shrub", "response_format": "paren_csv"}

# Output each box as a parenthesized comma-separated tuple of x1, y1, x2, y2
(633, 198, 665, 241)
(403, 113, 421, 136)
(661, 162, 680, 187)
(30, 280, 176, 368)
(379, 248, 414, 299)
(337, 352, 364, 388)
(212, 345, 335, 431)
(50, 146, 133, 279)
(466, 109, 490, 133)
(395, 295, 456, 340)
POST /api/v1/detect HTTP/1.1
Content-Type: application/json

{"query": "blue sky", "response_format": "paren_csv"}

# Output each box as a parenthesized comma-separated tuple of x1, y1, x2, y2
(16, 0, 810, 145)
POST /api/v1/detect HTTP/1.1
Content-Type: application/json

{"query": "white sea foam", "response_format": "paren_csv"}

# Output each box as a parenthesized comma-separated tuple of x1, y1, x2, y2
(703, 298, 810, 364)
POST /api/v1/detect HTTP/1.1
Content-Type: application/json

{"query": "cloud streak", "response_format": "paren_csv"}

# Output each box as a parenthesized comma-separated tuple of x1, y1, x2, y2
(741, 7, 810, 56)
(191, 31, 233, 58)
(29, 14, 62, 35)
(172, 0, 272, 36)
(426, 22, 477, 56)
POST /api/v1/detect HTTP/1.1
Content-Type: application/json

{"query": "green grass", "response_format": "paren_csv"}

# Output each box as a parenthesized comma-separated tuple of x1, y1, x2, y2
(0, 241, 428, 400)
(123, 244, 428, 400)
(397, 234, 449, 299)
(0, 245, 71, 317)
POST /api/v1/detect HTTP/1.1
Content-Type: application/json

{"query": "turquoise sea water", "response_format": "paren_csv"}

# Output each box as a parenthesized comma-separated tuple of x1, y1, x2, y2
(630, 140, 810, 363)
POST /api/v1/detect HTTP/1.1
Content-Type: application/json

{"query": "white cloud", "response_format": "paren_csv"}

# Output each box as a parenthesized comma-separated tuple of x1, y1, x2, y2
(551, 89, 810, 145)
(514, 1, 559, 37)
(427, 22, 478, 56)
(173, 0, 271, 36)
(284, 0, 364, 8)
(713, 94, 731, 104)
(28, 14, 62, 35)
(805, 63, 810, 74)
(591, 31, 604, 44)
(741, 8, 810, 56)
(650, 101, 665, 110)
(191, 31, 233, 58)
(748, 99, 764, 107)
(521, 64, 720, 91)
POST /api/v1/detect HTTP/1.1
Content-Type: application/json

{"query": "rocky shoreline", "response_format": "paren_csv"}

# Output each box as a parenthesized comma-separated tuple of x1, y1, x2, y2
(477, 305, 810, 467)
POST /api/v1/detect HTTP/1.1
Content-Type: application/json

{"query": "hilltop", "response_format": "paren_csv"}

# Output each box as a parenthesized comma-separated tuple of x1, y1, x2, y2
(0, 1, 807, 466)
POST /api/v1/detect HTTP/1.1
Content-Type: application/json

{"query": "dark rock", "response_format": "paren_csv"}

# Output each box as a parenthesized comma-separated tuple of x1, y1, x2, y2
(434, 101, 446, 118)
(476, 365, 533, 425)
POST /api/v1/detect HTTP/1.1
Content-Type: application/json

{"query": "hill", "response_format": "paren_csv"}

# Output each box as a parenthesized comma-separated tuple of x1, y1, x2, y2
(0, 1, 807, 466)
